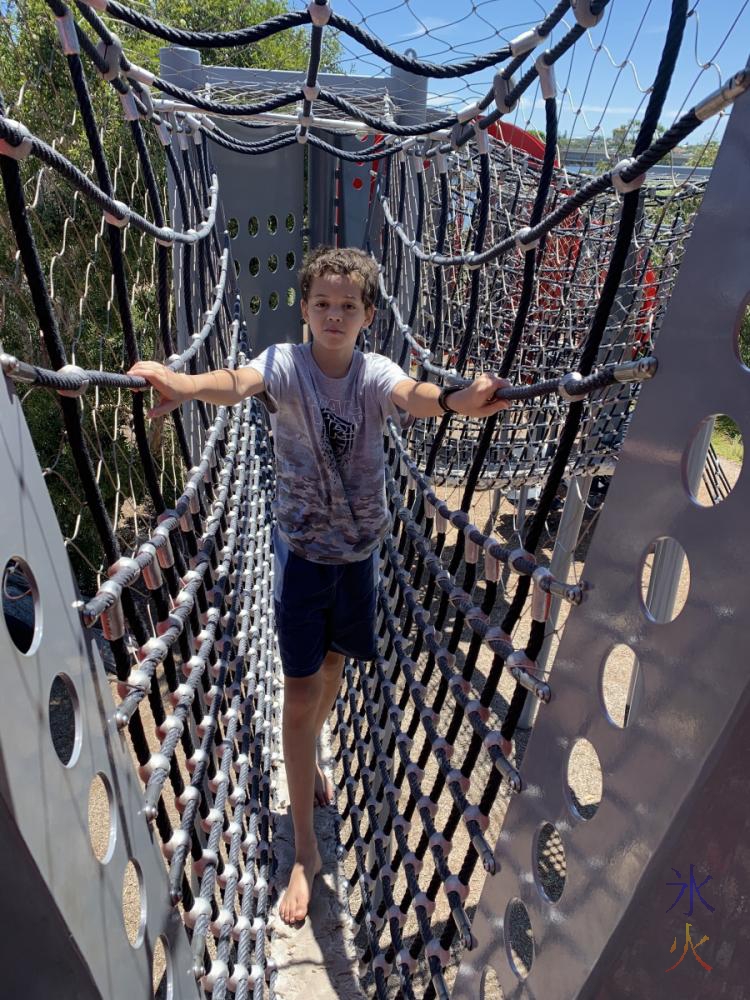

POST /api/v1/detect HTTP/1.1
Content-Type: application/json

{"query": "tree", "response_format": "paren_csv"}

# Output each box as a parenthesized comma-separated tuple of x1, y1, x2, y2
(0, 0, 341, 591)
(682, 140, 720, 167)
(131, 0, 342, 73)
(608, 119, 665, 156)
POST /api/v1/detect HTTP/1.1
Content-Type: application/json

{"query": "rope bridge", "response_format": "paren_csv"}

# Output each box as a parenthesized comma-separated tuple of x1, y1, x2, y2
(0, 1, 748, 998)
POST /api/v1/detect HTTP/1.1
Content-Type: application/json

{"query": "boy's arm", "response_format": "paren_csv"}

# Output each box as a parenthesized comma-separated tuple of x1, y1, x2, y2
(128, 362, 266, 418)
(391, 373, 512, 419)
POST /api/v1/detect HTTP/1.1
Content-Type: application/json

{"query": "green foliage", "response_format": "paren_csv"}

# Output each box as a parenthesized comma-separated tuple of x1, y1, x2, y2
(738, 304, 750, 367)
(713, 416, 744, 465)
(681, 140, 720, 167)
(137, 1, 342, 72)
(0, 0, 339, 592)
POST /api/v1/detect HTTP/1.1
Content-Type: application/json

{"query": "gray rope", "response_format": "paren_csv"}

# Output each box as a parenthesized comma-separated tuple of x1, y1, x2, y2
(0, 115, 218, 245)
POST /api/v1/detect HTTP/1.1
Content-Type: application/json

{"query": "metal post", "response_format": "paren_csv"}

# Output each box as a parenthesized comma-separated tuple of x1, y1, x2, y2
(388, 51, 429, 127)
(501, 483, 529, 592)
(519, 475, 593, 727)
(308, 136, 337, 249)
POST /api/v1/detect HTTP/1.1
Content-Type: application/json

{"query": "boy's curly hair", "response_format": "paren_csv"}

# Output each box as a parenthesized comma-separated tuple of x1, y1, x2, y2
(299, 246, 379, 309)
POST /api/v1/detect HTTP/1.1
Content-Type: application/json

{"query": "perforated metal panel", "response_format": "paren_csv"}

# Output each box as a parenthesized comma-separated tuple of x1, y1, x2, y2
(0, 377, 201, 1000)
(207, 120, 305, 355)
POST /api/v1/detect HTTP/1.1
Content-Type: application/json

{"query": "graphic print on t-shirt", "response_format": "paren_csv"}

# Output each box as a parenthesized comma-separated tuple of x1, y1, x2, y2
(319, 396, 362, 468)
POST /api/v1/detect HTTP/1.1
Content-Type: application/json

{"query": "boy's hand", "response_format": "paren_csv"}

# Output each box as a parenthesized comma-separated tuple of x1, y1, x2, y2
(128, 361, 193, 418)
(448, 373, 512, 418)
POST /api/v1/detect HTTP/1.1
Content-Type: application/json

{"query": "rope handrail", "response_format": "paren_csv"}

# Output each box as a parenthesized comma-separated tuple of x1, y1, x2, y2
(0, 248, 233, 394)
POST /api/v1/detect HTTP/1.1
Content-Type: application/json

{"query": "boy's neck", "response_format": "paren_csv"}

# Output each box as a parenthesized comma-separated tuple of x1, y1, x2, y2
(310, 339, 357, 379)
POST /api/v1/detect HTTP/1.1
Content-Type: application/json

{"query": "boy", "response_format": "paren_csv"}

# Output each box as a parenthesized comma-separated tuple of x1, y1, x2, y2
(130, 247, 510, 924)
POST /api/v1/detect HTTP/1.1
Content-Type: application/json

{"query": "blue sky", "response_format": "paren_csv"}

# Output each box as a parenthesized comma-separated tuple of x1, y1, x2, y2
(303, 0, 750, 145)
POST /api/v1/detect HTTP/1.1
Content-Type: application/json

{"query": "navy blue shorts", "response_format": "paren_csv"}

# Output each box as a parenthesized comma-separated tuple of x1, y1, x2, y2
(273, 530, 380, 678)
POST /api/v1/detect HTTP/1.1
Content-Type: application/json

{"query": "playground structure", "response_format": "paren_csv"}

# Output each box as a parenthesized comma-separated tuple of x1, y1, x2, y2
(0, 1, 748, 998)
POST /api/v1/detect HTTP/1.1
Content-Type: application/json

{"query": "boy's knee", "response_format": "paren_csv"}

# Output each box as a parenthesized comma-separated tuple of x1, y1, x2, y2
(284, 674, 321, 710)
(321, 650, 345, 674)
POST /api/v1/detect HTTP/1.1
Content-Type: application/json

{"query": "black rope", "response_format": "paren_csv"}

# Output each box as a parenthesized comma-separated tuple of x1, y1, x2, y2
(98, 1, 308, 48)
(98, 0, 512, 77)
(0, 117, 217, 244)
(502, 0, 689, 742)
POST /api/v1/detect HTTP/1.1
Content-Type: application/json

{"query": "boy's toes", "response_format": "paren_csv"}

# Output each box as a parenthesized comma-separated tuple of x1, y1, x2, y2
(314, 764, 334, 807)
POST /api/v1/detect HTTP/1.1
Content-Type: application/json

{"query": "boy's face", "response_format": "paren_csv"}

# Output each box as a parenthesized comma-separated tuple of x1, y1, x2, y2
(301, 273, 375, 354)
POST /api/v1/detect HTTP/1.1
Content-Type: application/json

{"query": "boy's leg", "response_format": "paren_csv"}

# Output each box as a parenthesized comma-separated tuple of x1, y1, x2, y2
(280, 672, 323, 924)
(272, 536, 338, 922)
(312, 650, 345, 805)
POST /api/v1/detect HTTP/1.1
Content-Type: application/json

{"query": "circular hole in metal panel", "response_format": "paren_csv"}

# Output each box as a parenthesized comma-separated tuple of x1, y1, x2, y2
(504, 897, 534, 980)
(269, 291, 279, 311)
(153, 935, 173, 999)
(249, 257, 260, 277)
(88, 772, 116, 863)
(285, 212, 295, 232)
(267, 215, 277, 234)
(565, 738, 602, 820)
(735, 299, 749, 371)
(248, 216, 259, 237)
(49, 673, 81, 768)
(3, 556, 41, 655)
(601, 643, 640, 728)
(534, 822, 566, 902)
(684, 414, 743, 507)
(287, 287, 296, 307)
(122, 858, 146, 947)
(233, 259, 240, 277)
(286, 251, 296, 270)
(226, 218, 238, 239)
(249, 295, 261, 315)
(268, 254, 278, 272)
(640, 536, 690, 623)
(480, 965, 504, 999)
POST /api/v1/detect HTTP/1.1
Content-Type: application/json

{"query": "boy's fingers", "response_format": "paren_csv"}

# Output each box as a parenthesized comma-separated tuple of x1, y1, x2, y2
(129, 361, 164, 393)
(148, 398, 179, 419)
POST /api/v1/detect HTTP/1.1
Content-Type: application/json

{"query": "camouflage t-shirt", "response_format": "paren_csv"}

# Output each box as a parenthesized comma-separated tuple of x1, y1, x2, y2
(248, 342, 408, 563)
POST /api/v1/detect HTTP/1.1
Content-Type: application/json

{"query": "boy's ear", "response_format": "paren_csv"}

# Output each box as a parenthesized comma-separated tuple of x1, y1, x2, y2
(363, 304, 375, 328)
(300, 298, 309, 323)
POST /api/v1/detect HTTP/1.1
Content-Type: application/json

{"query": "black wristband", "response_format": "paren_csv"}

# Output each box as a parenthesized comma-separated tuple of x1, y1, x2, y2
(438, 385, 463, 413)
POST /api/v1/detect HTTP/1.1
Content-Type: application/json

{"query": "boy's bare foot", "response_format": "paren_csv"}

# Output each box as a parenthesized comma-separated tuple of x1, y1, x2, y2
(314, 762, 334, 807)
(279, 846, 322, 924)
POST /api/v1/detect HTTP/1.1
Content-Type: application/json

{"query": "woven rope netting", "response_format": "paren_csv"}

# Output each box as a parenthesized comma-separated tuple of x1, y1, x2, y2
(0, 0, 747, 997)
